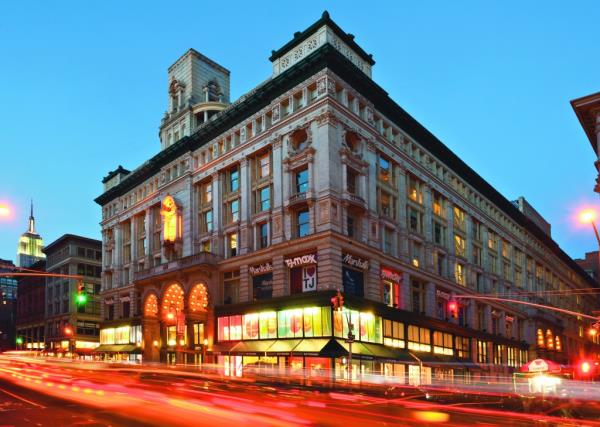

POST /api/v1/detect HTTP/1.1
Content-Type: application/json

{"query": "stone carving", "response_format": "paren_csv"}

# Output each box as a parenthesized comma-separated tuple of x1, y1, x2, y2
(366, 107, 374, 125)
(272, 105, 280, 122)
(240, 127, 247, 143)
(317, 78, 327, 96)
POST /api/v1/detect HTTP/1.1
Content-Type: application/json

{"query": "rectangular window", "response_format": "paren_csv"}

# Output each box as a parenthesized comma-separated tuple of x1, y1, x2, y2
(202, 210, 213, 233)
(295, 168, 308, 194)
(259, 154, 270, 179)
(454, 234, 466, 258)
(407, 325, 431, 352)
(227, 199, 239, 223)
(229, 167, 239, 193)
(433, 331, 453, 355)
(297, 209, 310, 237)
(408, 207, 423, 234)
(259, 186, 270, 212)
(379, 190, 395, 218)
(227, 233, 238, 257)
(432, 191, 445, 217)
(433, 221, 445, 246)
(477, 340, 488, 363)
(455, 263, 466, 286)
(378, 155, 391, 184)
(200, 181, 212, 204)
(347, 168, 358, 194)
(258, 223, 268, 248)
(407, 174, 423, 204)
(383, 319, 405, 348)
(456, 336, 470, 359)
(453, 207, 465, 231)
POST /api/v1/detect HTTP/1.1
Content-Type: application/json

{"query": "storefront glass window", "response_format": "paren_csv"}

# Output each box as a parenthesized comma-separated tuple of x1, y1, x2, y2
(433, 331, 453, 355)
(383, 319, 405, 348)
(243, 313, 259, 340)
(407, 325, 431, 352)
(259, 311, 277, 339)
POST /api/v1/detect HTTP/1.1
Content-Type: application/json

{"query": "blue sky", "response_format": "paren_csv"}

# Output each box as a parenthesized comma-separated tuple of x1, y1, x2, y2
(1, 1, 599, 262)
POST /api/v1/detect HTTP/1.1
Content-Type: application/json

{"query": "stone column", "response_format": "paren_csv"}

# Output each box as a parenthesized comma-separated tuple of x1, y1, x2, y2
(211, 173, 222, 256)
(272, 255, 286, 297)
(142, 317, 161, 363)
(397, 167, 409, 262)
(239, 158, 249, 255)
(424, 282, 436, 317)
(271, 138, 284, 245)
(239, 265, 250, 303)
(401, 271, 411, 311)
(317, 245, 342, 292)
(366, 258, 381, 302)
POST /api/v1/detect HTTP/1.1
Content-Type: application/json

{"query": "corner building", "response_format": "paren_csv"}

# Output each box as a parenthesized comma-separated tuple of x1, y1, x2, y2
(96, 12, 600, 380)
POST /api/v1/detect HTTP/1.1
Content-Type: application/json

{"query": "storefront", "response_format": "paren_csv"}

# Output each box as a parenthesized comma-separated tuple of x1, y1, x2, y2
(95, 324, 142, 362)
(342, 253, 368, 297)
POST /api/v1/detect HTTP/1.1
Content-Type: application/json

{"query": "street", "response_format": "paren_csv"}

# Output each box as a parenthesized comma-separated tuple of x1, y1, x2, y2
(1, 355, 599, 426)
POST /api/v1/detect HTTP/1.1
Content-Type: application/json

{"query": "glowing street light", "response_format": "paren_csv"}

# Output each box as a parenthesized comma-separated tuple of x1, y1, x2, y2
(0, 203, 11, 219)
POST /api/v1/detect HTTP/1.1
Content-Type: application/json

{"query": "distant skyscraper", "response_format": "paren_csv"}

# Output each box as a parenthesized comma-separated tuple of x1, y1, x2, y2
(16, 201, 45, 268)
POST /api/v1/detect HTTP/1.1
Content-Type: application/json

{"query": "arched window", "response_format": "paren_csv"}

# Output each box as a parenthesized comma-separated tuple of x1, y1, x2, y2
(162, 283, 184, 319)
(144, 294, 158, 317)
(189, 283, 209, 312)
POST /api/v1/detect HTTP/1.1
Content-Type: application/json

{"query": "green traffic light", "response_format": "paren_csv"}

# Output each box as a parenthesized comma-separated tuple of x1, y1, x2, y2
(15, 337, 23, 345)
(76, 293, 88, 305)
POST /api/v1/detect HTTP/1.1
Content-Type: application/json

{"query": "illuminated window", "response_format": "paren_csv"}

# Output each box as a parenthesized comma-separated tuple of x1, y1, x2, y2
(454, 234, 466, 258)
(383, 319, 405, 348)
(477, 340, 489, 363)
(432, 191, 445, 217)
(189, 284, 208, 312)
(144, 294, 158, 317)
(161, 283, 184, 320)
(407, 174, 423, 204)
(555, 336, 562, 351)
(226, 233, 238, 258)
(454, 263, 466, 286)
(537, 329, 545, 347)
(455, 336, 470, 359)
(453, 207, 465, 231)
(546, 329, 554, 350)
(407, 325, 431, 352)
(433, 331, 453, 355)
(333, 308, 381, 343)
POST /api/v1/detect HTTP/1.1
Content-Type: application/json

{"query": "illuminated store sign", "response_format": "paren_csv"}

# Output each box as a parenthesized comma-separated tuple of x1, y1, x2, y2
(161, 195, 182, 243)
(342, 253, 369, 270)
(285, 253, 317, 268)
(381, 268, 401, 283)
(249, 263, 273, 275)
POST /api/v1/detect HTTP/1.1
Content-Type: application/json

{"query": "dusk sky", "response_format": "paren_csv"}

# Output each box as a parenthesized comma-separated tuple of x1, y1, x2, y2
(1, 1, 599, 262)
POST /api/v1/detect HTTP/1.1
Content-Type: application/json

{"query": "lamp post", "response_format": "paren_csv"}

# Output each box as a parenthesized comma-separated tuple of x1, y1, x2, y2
(579, 209, 600, 283)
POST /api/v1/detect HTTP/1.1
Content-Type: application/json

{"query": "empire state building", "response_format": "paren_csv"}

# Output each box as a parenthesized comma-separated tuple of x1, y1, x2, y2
(16, 201, 45, 267)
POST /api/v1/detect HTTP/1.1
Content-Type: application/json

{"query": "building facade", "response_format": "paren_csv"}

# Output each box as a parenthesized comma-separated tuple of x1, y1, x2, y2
(96, 12, 600, 380)
(15, 260, 46, 350)
(43, 235, 102, 356)
(16, 202, 45, 268)
(575, 251, 599, 284)
(0, 258, 18, 351)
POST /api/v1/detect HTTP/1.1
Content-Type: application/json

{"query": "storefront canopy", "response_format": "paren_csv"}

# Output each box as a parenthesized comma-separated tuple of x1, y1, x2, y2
(519, 358, 561, 374)
(94, 344, 140, 353)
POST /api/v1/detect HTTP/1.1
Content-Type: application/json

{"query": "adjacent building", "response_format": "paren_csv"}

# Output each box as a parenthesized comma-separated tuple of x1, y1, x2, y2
(43, 235, 102, 356)
(575, 251, 599, 284)
(96, 12, 600, 381)
(16, 201, 45, 268)
(15, 260, 46, 350)
(0, 259, 18, 351)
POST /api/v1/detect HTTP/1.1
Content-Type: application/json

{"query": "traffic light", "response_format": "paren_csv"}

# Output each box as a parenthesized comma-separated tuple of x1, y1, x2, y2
(580, 360, 592, 375)
(448, 301, 458, 318)
(15, 337, 23, 345)
(64, 325, 73, 336)
(331, 290, 344, 312)
(76, 282, 87, 305)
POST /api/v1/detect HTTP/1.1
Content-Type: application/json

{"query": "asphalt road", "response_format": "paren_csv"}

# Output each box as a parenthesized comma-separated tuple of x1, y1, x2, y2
(0, 355, 598, 426)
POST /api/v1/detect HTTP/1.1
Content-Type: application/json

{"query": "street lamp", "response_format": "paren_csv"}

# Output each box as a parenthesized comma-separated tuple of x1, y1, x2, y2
(579, 208, 600, 285)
